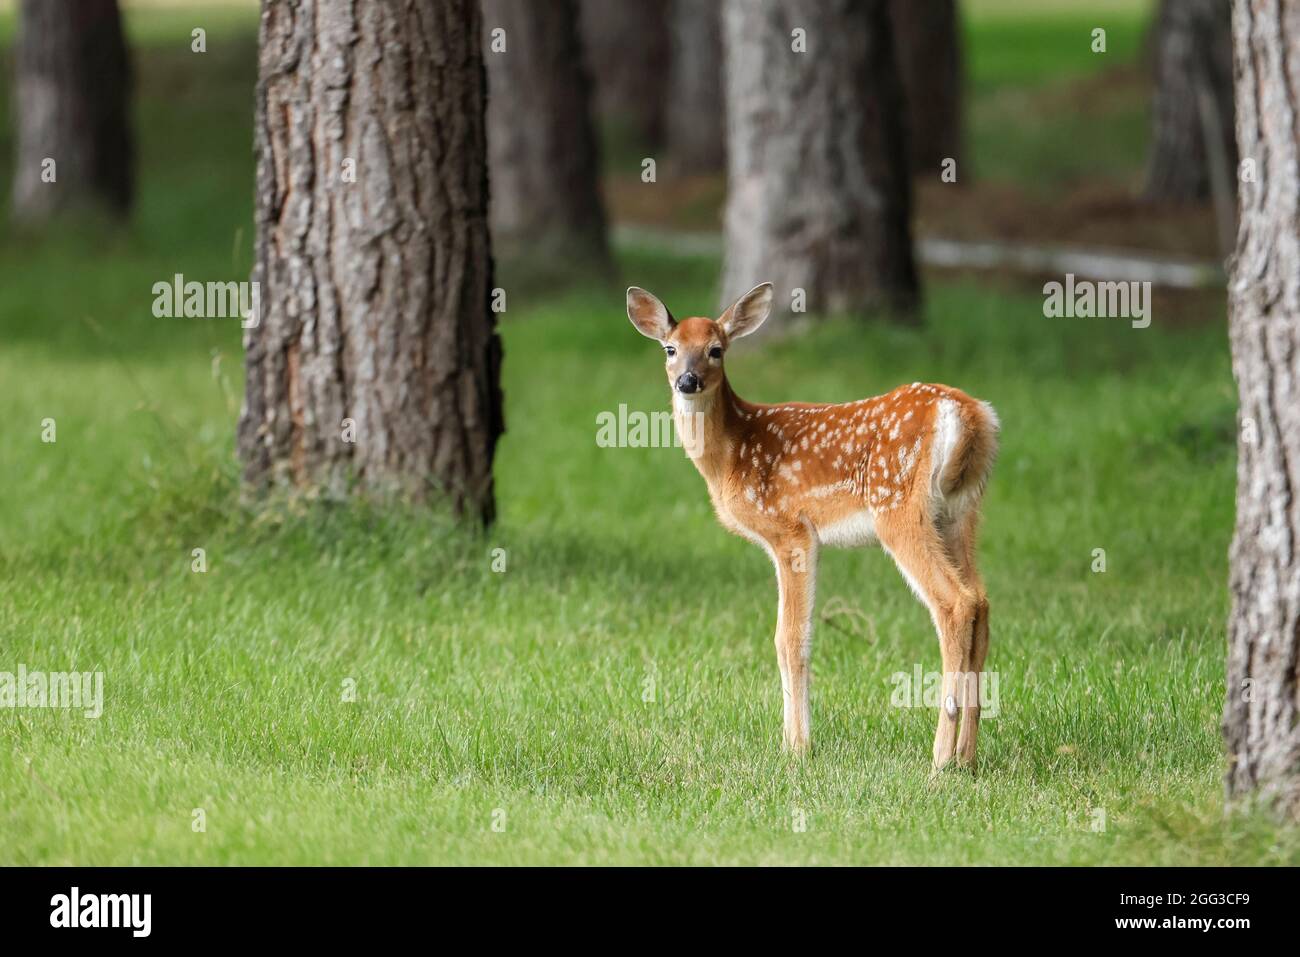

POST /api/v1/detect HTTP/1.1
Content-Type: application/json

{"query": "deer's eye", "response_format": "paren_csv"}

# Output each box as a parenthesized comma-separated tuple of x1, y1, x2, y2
(664, 345, 676, 358)
(708, 346, 723, 360)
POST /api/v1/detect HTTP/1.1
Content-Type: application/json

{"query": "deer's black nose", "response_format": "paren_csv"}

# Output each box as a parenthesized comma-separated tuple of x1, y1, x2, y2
(676, 372, 701, 394)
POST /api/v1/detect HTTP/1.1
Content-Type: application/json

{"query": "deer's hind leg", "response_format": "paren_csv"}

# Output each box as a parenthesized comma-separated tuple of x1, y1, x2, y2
(943, 506, 990, 770)
(876, 507, 981, 772)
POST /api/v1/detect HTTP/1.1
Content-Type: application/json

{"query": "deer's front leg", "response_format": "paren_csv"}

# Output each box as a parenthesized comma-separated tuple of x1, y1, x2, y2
(770, 522, 818, 755)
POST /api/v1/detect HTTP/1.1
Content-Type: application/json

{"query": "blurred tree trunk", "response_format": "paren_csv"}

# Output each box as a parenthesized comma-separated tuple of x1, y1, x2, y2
(721, 0, 918, 324)
(482, 0, 610, 271)
(890, 0, 962, 176)
(239, 0, 504, 524)
(1145, 0, 1236, 202)
(1223, 0, 1300, 820)
(666, 0, 725, 174)
(11, 0, 133, 221)
(579, 0, 669, 149)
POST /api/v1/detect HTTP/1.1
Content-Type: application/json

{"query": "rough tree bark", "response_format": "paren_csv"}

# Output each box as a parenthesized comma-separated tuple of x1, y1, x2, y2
(1223, 0, 1300, 819)
(666, 0, 725, 174)
(11, 0, 133, 221)
(482, 0, 610, 269)
(1145, 0, 1236, 202)
(721, 0, 918, 324)
(890, 0, 963, 176)
(239, 0, 504, 523)
(579, 0, 669, 149)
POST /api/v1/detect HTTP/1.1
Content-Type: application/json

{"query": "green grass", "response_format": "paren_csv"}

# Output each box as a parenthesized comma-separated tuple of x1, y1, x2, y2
(965, 0, 1154, 93)
(964, 0, 1155, 189)
(3, 2, 1296, 866)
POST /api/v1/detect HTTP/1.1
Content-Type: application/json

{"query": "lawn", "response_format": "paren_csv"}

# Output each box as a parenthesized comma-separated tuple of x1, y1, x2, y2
(2, 1, 1296, 866)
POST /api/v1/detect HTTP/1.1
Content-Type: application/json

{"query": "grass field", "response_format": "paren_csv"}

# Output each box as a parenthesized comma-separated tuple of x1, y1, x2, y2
(2, 2, 1297, 866)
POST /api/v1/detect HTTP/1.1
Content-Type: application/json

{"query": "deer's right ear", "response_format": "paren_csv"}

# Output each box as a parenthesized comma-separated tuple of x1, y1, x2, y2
(626, 287, 676, 341)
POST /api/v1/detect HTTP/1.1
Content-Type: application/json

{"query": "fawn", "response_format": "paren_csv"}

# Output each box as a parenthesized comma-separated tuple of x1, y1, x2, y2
(627, 283, 999, 770)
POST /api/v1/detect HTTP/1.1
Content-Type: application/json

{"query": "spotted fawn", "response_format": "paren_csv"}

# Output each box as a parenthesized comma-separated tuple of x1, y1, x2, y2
(627, 283, 999, 770)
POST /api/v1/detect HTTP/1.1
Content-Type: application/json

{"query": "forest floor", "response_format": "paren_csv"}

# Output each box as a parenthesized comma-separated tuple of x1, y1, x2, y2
(2, 1, 1296, 865)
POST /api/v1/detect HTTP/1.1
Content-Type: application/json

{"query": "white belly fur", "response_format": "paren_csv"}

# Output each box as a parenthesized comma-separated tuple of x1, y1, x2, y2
(815, 510, 878, 549)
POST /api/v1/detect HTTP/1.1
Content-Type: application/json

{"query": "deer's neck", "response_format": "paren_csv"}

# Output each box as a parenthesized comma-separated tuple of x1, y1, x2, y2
(673, 378, 745, 488)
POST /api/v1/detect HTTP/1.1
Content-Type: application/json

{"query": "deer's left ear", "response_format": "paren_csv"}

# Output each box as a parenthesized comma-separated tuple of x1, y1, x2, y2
(719, 282, 773, 341)
(627, 287, 676, 341)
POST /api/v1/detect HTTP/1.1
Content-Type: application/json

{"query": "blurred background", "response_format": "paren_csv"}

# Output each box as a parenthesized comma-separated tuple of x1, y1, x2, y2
(0, 0, 1273, 866)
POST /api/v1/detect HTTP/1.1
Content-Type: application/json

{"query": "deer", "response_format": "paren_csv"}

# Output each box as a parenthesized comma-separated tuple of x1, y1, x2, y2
(626, 282, 999, 771)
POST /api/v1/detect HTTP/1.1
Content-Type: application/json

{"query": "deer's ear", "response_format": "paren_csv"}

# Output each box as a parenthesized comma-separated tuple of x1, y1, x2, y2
(719, 282, 773, 341)
(626, 287, 676, 341)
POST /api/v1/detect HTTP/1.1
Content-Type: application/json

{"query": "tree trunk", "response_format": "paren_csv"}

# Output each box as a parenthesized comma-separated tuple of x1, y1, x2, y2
(579, 0, 669, 150)
(239, 0, 504, 524)
(1223, 0, 1300, 819)
(482, 0, 610, 271)
(721, 0, 918, 324)
(11, 0, 133, 221)
(1145, 0, 1236, 202)
(890, 0, 962, 176)
(666, 0, 725, 174)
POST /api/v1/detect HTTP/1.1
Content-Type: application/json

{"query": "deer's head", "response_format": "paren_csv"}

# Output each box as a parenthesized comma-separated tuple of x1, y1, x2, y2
(626, 283, 773, 398)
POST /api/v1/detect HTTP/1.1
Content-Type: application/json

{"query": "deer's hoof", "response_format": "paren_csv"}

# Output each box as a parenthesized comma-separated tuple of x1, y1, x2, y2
(782, 735, 812, 758)
(931, 756, 978, 780)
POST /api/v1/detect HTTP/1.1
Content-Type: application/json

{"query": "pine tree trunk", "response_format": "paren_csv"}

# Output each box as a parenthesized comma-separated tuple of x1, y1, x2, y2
(579, 0, 669, 150)
(11, 0, 133, 221)
(1145, 0, 1236, 202)
(890, 0, 962, 176)
(721, 0, 918, 324)
(666, 0, 725, 174)
(238, 0, 504, 524)
(482, 0, 610, 270)
(1223, 0, 1300, 819)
